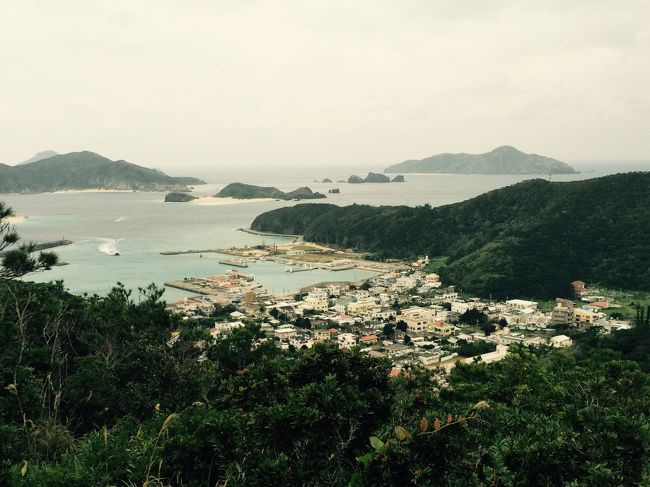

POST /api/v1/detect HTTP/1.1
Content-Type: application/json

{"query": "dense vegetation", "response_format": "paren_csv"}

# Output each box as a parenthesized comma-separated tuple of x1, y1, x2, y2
(2, 201, 649, 486)
(0, 152, 205, 193)
(0, 280, 649, 486)
(252, 172, 650, 299)
(384, 145, 576, 174)
(216, 183, 326, 200)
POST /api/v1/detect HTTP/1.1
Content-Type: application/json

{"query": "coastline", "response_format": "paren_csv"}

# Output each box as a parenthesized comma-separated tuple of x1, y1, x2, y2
(192, 196, 278, 206)
(52, 189, 136, 194)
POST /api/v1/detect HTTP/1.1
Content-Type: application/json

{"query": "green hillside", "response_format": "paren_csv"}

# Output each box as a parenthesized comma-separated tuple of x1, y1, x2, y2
(251, 172, 650, 298)
(385, 145, 576, 175)
(0, 151, 205, 193)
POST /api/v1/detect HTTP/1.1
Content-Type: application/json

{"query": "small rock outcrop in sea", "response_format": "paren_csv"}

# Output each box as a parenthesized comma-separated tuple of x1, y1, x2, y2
(348, 175, 365, 184)
(391, 175, 405, 182)
(365, 172, 390, 183)
(165, 192, 197, 202)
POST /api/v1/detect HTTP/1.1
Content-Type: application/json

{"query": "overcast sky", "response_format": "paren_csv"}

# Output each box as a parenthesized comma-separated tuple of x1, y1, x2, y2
(1, 0, 649, 172)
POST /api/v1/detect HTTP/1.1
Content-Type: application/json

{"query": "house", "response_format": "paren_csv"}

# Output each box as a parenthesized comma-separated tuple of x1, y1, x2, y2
(430, 321, 454, 336)
(506, 299, 538, 311)
(337, 333, 357, 349)
(401, 306, 435, 335)
(573, 308, 598, 325)
(571, 280, 588, 295)
(551, 298, 574, 326)
(275, 325, 297, 340)
(360, 334, 379, 345)
(346, 297, 378, 315)
(550, 335, 572, 348)
(302, 292, 329, 312)
(312, 329, 330, 342)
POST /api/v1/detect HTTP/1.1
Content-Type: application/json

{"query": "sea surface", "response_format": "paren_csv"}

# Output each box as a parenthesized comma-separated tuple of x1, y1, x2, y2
(0, 170, 625, 301)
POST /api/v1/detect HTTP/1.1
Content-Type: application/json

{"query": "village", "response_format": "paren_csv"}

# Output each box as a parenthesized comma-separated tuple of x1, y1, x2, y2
(166, 256, 633, 375)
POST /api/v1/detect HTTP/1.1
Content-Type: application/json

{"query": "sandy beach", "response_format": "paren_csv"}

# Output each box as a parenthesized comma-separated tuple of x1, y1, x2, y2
(4, 215, 28, 224)
(52, 189, 136, 194)
(192, 196, 278, 206)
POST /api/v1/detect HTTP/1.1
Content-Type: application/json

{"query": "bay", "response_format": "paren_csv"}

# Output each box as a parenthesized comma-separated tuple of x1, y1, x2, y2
(1, 171, 610, 300)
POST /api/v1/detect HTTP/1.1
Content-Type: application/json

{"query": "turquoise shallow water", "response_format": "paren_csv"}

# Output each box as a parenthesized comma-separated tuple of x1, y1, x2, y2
(1, 172, 607, 301)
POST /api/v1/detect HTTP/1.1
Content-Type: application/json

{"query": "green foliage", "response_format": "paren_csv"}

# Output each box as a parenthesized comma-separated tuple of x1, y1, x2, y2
(1, 203, 58, 278)
(252, 172, 650, 298)
(1, 280, 650, 485)
(459, 308, 489, 326)
(456, 340, 497, 358)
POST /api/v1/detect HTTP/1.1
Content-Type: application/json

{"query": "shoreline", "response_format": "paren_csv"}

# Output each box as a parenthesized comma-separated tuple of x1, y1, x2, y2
(239, 227, 300, 238)
(192, 196, 278, 206)
(52, 189, 136, 194)
(4, 215, 28, 224)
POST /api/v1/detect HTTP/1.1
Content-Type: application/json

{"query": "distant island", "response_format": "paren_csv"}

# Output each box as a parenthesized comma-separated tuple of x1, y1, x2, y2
(215, 183, 326, 200)
(251, 172, 650, 299)
(165, 192, 197, 203)
(384, 145, 576, 175)
(348, 172, 405, 184)
(0, 151, 206, 193)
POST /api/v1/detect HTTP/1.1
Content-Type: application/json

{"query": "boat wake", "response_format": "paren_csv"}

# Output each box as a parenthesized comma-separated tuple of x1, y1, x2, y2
(115, 216, 127, 222)
(98, 238, 124, 256)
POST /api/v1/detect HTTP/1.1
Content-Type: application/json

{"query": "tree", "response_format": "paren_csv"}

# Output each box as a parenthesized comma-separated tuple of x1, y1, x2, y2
(480, 322, 497, 336)
(1, 202, 58, 278)
(459, 308, 488, 326)
(382, 322, 395, 338)
(396, 320, 407, 333)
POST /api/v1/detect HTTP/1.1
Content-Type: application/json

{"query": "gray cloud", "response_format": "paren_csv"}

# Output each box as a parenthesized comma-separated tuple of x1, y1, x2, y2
(0, 0, 649, 172)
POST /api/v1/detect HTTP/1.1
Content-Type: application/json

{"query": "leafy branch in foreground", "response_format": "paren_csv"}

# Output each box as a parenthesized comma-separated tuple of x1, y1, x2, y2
(0, 202, 58, 279)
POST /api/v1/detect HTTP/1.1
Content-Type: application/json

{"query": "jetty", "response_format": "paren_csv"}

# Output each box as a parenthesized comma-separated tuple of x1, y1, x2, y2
(219, 259, 249, 268)
(33, 239, 74, 251)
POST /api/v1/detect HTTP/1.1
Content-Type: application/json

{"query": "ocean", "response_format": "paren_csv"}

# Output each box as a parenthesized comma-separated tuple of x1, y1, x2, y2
(0, 169, 623, 301)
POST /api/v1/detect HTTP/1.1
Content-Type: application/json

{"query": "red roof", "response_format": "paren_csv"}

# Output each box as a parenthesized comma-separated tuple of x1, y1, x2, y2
(361, 334, 378, 342)
(389, 368, 401, 378)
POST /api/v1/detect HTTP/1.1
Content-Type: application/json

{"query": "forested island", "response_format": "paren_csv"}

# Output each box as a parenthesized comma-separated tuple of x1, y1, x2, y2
(384, 145, 576, 175)
(216, 182, 326, 200)
(252, 172, 650, 299)
(348, 172, 405, 183)
(0, 151, 205, 193)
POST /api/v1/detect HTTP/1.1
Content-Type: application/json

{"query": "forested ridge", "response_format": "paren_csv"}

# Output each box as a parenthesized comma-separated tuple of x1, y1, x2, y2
(384, 145, 576, 174)
(0, 152, 204, 193)
(0, 280, 649, 486)
(252, 172, 650, 299)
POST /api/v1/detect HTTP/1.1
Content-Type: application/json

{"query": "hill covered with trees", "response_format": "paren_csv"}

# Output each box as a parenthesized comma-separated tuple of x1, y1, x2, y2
(0, 151, 205, 193)
(216, 183, 326, 200)
(251, 172, 650, 298)
(384, 145, 576, 175)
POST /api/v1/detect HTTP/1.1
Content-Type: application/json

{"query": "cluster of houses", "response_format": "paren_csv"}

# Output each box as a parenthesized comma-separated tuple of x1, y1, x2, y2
(167, 268, 632, 373)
